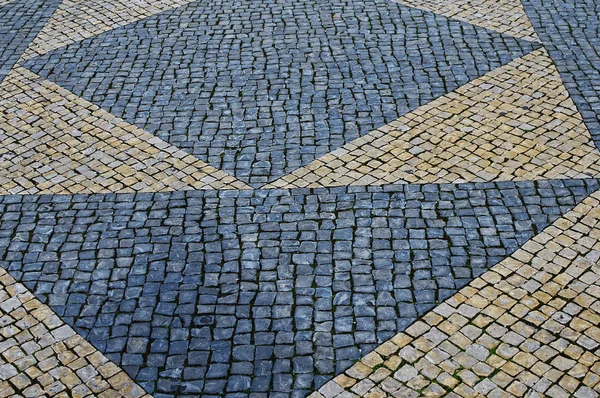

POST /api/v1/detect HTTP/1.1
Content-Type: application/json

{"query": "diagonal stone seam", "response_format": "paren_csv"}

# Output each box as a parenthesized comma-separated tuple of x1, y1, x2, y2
(311, 189, 600, 397)
(21, 0, 541, 187)
(520, 0, 600, 151)
(0, 267, 153, 397)
(392, 0, 541, 42)
(265, 49, 600, 189)
(19, 0, 197, 62)
(0, 66, 250, 194)
(0, 0, 62, 86)
(0, 179, 597, 396)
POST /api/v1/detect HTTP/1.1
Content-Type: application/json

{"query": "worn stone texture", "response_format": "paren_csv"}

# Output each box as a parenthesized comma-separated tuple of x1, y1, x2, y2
(0, 268, 151, 398)
(266, 50, 600, 189)
(0, 0, 61, 84)
(521, 0, 600, 149)
(0, 179, 597, 397)
(311, 189, 600, 397)
(21, 0, 540, 186)
(0, 67, 249, 195)
(20, 0, 195, 61)
(0, 0, 599, 396)
(392, 0, 540, 42)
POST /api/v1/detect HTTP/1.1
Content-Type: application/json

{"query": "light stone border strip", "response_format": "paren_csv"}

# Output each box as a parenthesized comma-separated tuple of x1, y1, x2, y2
(20, 0, 196, 61)
(0, 267, 152, 397)
(311, 189, 600, 398)
(0, 66, 251, 194)
(265, 49, 600, 189)
(392, 0, 540, 42)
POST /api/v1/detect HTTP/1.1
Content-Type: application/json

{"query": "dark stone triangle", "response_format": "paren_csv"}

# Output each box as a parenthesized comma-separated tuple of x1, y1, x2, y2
(0, 179, 597, 397)
(521, 0, 600, 149)
(22, 0, 540, 187)
(0, 0, 61, 84)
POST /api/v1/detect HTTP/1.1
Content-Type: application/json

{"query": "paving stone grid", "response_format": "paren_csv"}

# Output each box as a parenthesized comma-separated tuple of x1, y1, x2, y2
(1, 0, 600, 396)
(0, 180, 597, 397)
(312, 180, 600, 398)
(22, 0, 539, 186)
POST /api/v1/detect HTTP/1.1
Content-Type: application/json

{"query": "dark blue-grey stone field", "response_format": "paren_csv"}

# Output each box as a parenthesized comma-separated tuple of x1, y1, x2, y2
(522, 0, 600, 150)
(0, 179, 598, 397)
(3, 0, 600, 396)
(0, 0, 61, 84)
(22, 0, 539, 186)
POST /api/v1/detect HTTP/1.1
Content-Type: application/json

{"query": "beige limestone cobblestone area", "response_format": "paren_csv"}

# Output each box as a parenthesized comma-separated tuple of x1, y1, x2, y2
(266, 49, 600, 189)
(0, 66, 250, 195)
(392, 0, 540, 42)
(20, 0, 195, 61)
(0, 268, 151, 398)
(311, 190, 600, 398)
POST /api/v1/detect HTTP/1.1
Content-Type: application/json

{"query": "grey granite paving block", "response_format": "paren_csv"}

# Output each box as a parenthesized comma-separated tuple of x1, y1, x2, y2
(521, 0, 600, 147)
(22, 0, 540, 186)
(0, 179, 597, 398)
(0, 0, 61, 84)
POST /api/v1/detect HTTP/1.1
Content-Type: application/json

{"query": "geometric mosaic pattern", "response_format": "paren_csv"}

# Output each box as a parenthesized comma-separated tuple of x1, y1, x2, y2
(1, 0, 600, 396)
(0, 0, 60, 84)
(392, 0, 541, 42)
(20, 0, 195, 61)
(0, 268, 151, 397)
(0, 179, 598, 396)
(266, 49, 600, 188)
(21, 0, 540, 186)
(0, 67, 249, 195)
(312, 188, 600, 398)
(521, 0, 600, 148)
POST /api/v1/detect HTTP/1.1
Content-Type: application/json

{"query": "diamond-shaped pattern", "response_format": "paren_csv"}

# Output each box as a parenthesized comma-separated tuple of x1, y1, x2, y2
(0, 0, 599, 397)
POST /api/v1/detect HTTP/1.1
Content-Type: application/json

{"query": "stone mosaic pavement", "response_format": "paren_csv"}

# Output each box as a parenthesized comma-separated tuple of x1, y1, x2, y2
(1, 0, 600, 397)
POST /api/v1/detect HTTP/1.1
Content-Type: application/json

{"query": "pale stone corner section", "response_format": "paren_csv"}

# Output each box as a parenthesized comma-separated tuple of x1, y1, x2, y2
(18, 0, 539, 62)
(265, 49, 600, 189)
(0, 66, 250, 195)
(19, 0, 196, 62)
(392, 0, 540, 43)
(0, 268, 153, 398)
(310, 189, 600, 398)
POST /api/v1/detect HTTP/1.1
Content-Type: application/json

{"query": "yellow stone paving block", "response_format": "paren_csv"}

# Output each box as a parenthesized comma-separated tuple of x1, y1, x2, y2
(20, 0, 195, 61)
(0, 268, 153, 398)
(0, 67, 250, 195)
(266, 49, 600, 189)
(311, 189, 600, 398)
(392, 0, 540, 42)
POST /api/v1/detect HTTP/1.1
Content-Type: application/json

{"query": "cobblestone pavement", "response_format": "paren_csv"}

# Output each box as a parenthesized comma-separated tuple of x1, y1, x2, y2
(0, 67, 250, 194)
(21, 0, 539, 186)
(266, 49, 600, 188)
(312, 188, 600, 398)
(521, 0, 600, 146)
(391, 0, 540, 43)
(0, 0, 60, 83)
(0, 267, 150, 397)
(0, 180, 596, 396)
(1, 0, 600, 397)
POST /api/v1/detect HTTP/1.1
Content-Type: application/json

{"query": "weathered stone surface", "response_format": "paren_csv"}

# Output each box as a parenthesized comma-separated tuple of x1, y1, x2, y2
(311, 189, 600, 397)
(0, 179, 596, 396)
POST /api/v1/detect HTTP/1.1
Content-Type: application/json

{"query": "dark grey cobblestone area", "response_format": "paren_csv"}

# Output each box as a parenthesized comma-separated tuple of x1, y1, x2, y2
(522, 0, 600, 147)
(22, 0, 539, 186)
(0, 179, 597, 397)
(0, 0, 60, 83)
